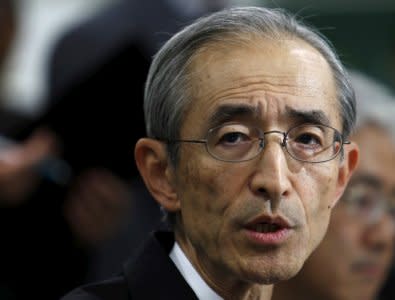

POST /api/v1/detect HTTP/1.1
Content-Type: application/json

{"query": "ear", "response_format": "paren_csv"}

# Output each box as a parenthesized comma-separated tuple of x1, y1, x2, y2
(331, 141, 359, 207)
(134, 138, 180, 212)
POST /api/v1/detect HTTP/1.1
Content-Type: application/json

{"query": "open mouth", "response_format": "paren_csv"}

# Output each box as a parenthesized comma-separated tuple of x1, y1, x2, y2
(249, 222, 282, 233)
(243, 216, 292, 245)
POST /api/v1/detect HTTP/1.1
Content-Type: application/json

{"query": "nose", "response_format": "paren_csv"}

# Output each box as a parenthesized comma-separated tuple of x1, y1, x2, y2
(249, 132, 292, 207)
(363, 214, 395, 252)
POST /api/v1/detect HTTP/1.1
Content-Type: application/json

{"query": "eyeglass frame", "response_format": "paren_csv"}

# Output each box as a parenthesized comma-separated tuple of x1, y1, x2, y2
(156, 122, 350, 163)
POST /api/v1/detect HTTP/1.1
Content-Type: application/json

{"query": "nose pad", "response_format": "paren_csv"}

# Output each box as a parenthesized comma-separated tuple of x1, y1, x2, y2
(261, 131, 287, 149)
(258, 139, 264, 149)
(280, 134, 287, 148)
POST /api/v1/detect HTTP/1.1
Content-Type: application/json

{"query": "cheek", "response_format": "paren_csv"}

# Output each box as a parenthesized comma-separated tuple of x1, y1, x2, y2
(180, 148, 247, 210)
(297, 164, 340, 250)
(303, 164, 338, 213)
(176, 150, 247, 238)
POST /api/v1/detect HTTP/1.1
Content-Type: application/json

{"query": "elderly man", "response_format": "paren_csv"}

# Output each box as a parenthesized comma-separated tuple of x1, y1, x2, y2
(272, 71, 395, 300)
(61, 6, 358, 300)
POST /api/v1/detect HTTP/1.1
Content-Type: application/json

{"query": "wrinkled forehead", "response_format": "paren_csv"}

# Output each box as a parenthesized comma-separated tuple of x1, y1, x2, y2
(183, 36, 339, 131)
(189, 36, 334, 90)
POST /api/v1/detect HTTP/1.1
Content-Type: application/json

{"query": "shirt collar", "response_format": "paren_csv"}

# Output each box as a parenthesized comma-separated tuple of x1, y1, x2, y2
(170, 242, 223, 300)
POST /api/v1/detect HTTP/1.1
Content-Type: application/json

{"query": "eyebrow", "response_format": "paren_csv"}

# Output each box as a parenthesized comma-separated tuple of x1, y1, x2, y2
(285, 107, 331, 126)
(208, 104, 331, 128)
(208, 104, 259, 127)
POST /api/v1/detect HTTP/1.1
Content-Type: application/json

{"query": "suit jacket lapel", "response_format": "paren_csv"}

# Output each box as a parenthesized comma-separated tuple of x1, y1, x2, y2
(123, 231, 198, 299)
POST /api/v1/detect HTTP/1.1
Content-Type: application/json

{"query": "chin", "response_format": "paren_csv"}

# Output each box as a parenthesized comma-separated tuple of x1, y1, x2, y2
(242, 261, 304, 285)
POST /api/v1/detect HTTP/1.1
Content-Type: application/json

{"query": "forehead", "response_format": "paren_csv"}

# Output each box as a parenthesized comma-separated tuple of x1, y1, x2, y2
(183, 36, 339, 133)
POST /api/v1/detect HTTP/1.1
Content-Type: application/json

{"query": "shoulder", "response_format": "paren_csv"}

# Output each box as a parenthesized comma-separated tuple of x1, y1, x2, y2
(60, 276, 128, 300)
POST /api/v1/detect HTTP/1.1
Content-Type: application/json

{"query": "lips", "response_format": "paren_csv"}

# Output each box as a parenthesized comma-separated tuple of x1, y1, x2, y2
(352, 260, 386, 279)
(245, 215, 292, 231)
(244, 215, 293, 245)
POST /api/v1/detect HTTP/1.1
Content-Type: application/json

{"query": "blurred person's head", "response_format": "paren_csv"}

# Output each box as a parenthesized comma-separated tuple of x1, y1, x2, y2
(135, 6, 359, 298)
(272, 70, 395, 300)
(0, 0, 16, 68)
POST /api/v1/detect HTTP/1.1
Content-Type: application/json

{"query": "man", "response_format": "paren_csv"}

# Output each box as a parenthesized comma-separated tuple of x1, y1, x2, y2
(272, 71, 395, 300)
(62, 6, 359, 300)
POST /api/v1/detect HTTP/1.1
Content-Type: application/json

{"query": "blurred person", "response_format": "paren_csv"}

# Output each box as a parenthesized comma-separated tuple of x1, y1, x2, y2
(37, 0, 232, 283)
(0, 1, 234, 298)
(272, 70, 395, 300)
(0, 128, 58, 206)
(0, 5, 131, 300)
(0, 1, 135, 299)
(62, 6, 359, 299)
(1, 0, 119, 116)
(0, 132, 134, 299)
(0, 0, 55, 207)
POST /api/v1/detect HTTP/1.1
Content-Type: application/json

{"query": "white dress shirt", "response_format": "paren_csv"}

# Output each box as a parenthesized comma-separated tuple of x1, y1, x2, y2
(170, 242, 223, 300)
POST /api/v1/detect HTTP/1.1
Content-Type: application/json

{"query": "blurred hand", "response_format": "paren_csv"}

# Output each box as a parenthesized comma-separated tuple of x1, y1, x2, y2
(63, 169, 131, 247)
(0, 128, 58, 206)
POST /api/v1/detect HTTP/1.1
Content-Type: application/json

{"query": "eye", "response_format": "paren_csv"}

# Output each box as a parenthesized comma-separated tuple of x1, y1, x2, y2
(288, 125, 326, 149)
(210, 124, 254, 147)
(218, 131, 249, 145)
(294, 133, 322, 146)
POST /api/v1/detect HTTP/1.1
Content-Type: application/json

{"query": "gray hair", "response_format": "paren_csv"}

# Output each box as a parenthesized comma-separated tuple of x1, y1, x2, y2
(144, 6, 356, 165)
(348, 69, 395, 142)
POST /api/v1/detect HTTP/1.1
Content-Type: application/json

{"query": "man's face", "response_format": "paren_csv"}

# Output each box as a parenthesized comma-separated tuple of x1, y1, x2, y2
(171, 38, 351, 289)
(286, 125, 395, 300)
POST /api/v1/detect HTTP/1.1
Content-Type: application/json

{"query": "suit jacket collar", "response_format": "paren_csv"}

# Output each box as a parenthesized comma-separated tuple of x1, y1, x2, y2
(123, 231, 198, 299)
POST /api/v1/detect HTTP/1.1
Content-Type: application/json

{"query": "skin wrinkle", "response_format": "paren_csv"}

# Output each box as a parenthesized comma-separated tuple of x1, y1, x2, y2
(188, 37, 336, 104)
(198, 75, 331, 107)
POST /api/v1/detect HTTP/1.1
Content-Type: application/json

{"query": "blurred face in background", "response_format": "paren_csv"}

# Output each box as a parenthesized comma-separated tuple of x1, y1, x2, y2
(274, 123, 395, 300)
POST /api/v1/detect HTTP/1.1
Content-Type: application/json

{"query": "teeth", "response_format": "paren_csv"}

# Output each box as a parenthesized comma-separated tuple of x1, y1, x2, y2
(255, 223, 279, 233)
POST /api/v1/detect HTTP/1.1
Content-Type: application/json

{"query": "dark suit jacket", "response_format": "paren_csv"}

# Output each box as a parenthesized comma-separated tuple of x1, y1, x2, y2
(60, 231, 199, 299)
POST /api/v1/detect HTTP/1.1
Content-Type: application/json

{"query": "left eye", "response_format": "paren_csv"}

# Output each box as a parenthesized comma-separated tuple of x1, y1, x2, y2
(294, 133, 322, 145)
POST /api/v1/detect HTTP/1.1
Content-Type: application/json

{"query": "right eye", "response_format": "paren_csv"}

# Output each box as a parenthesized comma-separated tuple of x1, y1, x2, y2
(218, 131, 249, 145)
(210, 123, 254, 146)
